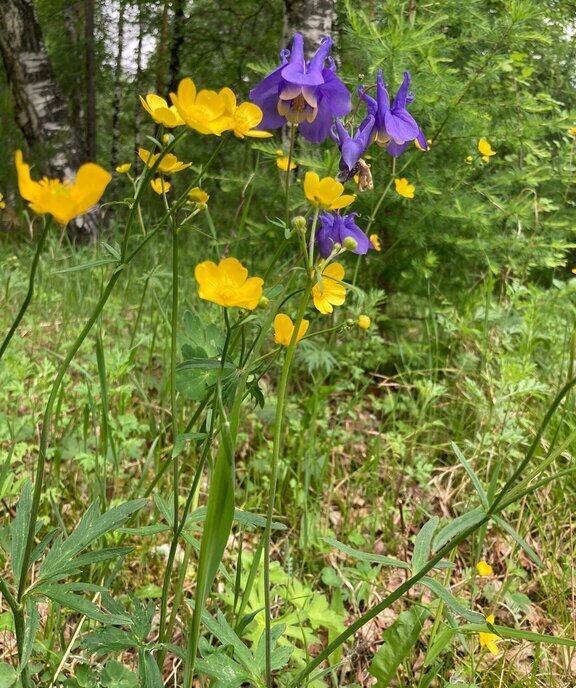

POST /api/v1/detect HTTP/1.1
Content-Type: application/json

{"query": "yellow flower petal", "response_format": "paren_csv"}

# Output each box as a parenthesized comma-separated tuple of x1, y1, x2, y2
(150, 178, 171, 194)
(476, 560, 493, 577)
(478, 138, 496, 157)
(478, 615, 501, 656)
(15, 150, 111, 225)
(312, 262, 346, 314)
(194, 257, 264, 310)
(274, 313, 309, 347)
(370, 234, 382, 251)
(116, 163, 132, 174)
(304, 172, 355, 210)
(277, 157, 296, 172)
(394, 178, 415, 199)
(188, 187, 209, 205)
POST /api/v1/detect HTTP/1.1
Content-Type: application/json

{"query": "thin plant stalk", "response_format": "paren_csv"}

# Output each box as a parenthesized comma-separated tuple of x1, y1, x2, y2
(157, 181, 182, 657)
(263, 279, 313, 687)
(0, 217, 52, 362)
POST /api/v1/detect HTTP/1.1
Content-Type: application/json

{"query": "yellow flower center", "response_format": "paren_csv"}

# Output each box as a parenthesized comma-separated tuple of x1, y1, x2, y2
(39, 178, 71, 196)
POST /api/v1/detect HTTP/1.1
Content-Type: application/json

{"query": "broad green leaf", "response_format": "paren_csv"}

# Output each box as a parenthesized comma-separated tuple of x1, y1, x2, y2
(141, 651, 163, 688)
(100, 660, 138, 688)
(493, 515, 543, 567)
(424, 625, 456, 666)
(411, 517, 439, 573)
(451, 442, 488, 508)
(322, 537, 410, 569)
(39, 500, 146, 581)
(421, 577, 484, 623)
(81, 628, 136, 655)
(255, 624, 293, 673)
(200, 610, 254, 671)
(40, 585, 131, 625)
(433, 508, 486, 552)
(368, 606, 429, 686)
(19, 597, 39, 671)
(0, 663, 18, 688)
(195, 652, 251, 686)
(10, 481, 32, 582)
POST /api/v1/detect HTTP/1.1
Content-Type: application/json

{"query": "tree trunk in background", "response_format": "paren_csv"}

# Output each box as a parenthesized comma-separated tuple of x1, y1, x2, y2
(134, 1, 145, 155)
(155, 0, 170, 96)
(282, 0, 336, 56)
(0, 0, 101, 241)
(63, 0, 84, 143)
(110, 0, 126, 168)
(84, 0, 97, 159)
(167, 0, 185, 96)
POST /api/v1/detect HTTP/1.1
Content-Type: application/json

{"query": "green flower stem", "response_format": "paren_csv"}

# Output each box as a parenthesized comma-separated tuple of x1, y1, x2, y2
(264, 278, 313, 687)
(184, 291, 288, 686)
(307, 209, 320, 269)
(0, 217, 51, 362)
(157, 185, 181, 656)
(285, 124, 297, 229)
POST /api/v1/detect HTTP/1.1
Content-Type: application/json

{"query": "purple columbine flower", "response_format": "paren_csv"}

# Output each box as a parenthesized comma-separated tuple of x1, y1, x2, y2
(332, 115, 375, 181)
(249, 33, 352, 144)
(316, 212, 372, 258)
(362, 70, 427, 157)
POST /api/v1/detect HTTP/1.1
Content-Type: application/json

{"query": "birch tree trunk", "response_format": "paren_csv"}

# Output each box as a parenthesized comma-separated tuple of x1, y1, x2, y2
(281, 0, 337, 148)
(84, 0, 97, 159)
(0, 0, 102, 240)
(110, 0, 126, 168)
(282, 0, 336, 55)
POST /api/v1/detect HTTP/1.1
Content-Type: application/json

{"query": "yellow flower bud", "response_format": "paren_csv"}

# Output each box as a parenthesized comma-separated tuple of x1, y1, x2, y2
(357, 315, 371, 329)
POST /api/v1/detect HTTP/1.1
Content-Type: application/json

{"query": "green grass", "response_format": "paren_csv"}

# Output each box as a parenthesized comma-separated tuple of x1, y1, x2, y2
(1, 230, 576, 687)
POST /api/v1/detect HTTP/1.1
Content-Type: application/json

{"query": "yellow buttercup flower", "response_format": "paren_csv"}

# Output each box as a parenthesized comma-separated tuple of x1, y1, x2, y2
(478, 138, 496, 158)
(0, 193, 5, 210)
(219, 88, 271, 139)
(274, 313, 309, 347)
(304, 172, 355, 211)
(188, 187, 209, 207)
(138, 148, 191, 174)
(116, 163, 132, 174)
(15, 150, 111, 226)
(194, 257, 264, 310)
(312, 262, 346, 315)
(394, 178, 415, 199)
(476, 560, 493, 577)
(277, 157, 296, 172)
(478, 615, 500, 656)
(370, 234, 381, 252)
(170, 77, 231, 136)
(569, 127, 576, 136)
(150, 178, 171, 195)
(139, 94, 184, 128)
(357, 315, 371, 329)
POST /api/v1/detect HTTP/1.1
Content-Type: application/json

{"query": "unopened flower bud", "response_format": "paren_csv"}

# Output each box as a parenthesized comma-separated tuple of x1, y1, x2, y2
(292, 216, 307, 233)
(163, 133, 174, 144)
(333, 242, 342, 252)
(357, 315, 371, 329)
(343, 236, 358, 251)
(258, 296, 269, 309)
(465, 156, 473, 164)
